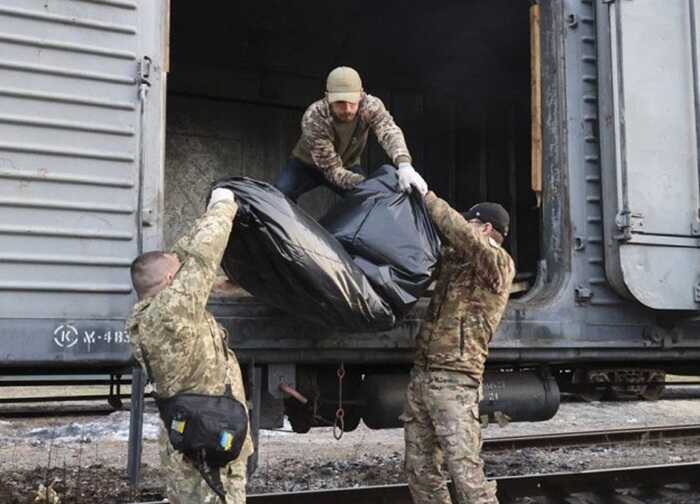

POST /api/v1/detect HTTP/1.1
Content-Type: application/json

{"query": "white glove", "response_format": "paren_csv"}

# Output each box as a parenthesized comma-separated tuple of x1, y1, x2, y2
(207, 188, 235, 210)
(397, 163, 428, 196)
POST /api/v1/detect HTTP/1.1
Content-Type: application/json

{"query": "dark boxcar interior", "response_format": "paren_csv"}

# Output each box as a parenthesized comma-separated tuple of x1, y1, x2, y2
(165, 0, 538, 285)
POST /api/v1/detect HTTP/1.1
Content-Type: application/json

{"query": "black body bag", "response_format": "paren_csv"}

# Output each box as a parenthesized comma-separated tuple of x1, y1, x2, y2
(212, 168, 439, 330)
(213, 177, 396, 331)
(156, 391, 248, 466)
(320, 165, 441, 316)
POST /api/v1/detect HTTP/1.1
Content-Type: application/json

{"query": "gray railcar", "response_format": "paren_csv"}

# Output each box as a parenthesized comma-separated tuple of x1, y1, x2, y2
(1, 0, 700, 435)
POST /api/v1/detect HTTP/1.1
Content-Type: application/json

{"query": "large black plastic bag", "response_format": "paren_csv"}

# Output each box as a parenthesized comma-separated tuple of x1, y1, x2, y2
(320, 165, 441, 316)
(213, 177, 396, 331)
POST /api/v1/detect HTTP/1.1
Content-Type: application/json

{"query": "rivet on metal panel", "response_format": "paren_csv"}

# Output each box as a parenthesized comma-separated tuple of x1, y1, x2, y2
(566, 14, 578, 29)
(691, 221, 700, 236)
(575, 286, 593, 303)
(642, 327, 662, 347)
(142, 208, 154, 228)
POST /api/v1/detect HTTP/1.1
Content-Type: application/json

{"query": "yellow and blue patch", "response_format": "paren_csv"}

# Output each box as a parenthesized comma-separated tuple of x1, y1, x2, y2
(171, 420, 186, 434)
(219, 431, 234, 451)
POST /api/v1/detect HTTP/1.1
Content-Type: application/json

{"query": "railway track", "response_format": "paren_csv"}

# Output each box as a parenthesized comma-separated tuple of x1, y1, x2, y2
(0, 397, 136, 418)
(0, 374, 134, 416)
(482, 423, 700, 451)
(4, 413, 699, 502)
(129, 461, 700, 503)
(124, 425, 700, 503)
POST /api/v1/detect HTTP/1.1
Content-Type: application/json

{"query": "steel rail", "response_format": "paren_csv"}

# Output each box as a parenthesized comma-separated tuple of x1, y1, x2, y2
(0, 378, 131, 387)
(496, 461, 700, 500)
(0, 405, 121, 418)
(483, 423, 700, 451)
(129, 461, 700, 503)
(0, 394, 133, 405)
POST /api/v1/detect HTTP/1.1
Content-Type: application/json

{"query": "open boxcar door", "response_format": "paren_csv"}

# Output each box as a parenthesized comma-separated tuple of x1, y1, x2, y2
(598, 0, 700, 310)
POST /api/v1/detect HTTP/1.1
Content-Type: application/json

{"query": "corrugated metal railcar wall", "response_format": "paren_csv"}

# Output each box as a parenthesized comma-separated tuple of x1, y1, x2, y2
(0, 0, 166, 369)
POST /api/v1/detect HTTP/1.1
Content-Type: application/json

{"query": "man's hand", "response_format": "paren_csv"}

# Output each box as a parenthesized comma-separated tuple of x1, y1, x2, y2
(207, 188, 235, 210)
(397, 163, 428, 196)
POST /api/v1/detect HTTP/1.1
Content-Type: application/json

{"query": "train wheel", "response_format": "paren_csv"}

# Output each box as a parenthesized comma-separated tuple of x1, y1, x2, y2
(572, 369, 607, 402)
(640, 382, 665, 401)
(577, 387, 605, 402)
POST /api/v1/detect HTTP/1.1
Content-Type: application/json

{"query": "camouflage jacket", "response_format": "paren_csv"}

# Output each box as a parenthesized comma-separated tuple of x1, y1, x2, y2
(291, 93, 412, 189)
(127, 200, 253, 458)
(414, 192, 516, 383)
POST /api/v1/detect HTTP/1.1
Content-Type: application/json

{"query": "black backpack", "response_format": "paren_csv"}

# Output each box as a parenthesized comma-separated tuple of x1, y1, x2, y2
(156, 388, 248, 466)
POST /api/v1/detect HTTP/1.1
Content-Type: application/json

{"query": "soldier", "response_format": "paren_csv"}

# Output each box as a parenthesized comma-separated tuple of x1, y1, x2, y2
(274, 66, 427, 201)
(402, 195, 515, 504)
(127, 188, 253, 504)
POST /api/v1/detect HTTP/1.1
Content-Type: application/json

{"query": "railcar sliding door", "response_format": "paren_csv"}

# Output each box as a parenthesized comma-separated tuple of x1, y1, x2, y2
(598, 0, 700, 311)
(0, 0, 167, 368)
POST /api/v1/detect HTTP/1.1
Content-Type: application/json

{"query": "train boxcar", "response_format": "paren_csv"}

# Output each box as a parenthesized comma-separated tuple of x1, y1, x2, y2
(1, 0, 700, 442)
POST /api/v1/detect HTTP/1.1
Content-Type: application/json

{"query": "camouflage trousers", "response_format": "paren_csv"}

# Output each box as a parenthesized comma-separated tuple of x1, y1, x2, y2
(401, 368, 497, 504)
(159, 428, 248, 504)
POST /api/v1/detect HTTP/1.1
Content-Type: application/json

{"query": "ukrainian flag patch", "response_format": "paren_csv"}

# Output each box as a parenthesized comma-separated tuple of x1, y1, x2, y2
(219, 431, 234, 451)
(172, 420, 186, 434)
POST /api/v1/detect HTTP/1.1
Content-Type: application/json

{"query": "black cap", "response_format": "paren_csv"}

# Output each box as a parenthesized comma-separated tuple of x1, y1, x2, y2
(463, 202, 510, 237)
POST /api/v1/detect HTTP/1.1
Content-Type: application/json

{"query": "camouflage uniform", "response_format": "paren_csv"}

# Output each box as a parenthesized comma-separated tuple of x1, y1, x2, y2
(127, 201, 253, 504)
(291, 92, 412, 189)
(402, 192, 515, 504)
